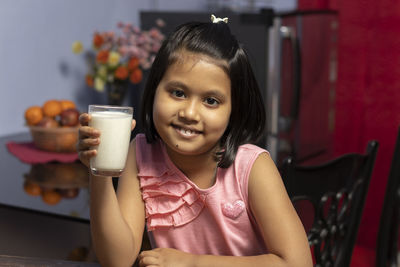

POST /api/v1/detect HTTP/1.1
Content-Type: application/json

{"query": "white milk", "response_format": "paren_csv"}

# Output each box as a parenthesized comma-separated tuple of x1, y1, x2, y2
(89, 111, 132, 176)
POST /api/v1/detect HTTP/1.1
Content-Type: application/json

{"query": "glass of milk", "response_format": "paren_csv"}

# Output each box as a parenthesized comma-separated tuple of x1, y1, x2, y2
(88, 105, 133, 177)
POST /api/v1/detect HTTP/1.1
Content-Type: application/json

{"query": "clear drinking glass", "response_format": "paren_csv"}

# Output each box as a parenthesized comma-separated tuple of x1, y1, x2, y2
(88, 105, 133, 177)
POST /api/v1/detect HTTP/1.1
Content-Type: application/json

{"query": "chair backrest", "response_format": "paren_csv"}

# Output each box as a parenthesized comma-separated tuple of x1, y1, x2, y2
(280, 140, 379, 267)
(375, 127, 400, 267)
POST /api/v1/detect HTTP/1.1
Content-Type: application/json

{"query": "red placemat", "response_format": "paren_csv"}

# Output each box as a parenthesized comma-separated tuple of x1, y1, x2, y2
(6, 141, 79, 164)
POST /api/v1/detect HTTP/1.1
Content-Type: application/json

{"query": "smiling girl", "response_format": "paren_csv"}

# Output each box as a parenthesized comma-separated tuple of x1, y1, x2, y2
(77, 15, 312, 267)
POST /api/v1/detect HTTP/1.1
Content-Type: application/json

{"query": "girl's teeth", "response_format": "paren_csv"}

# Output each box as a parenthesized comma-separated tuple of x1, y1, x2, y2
(180, 128, 194, 135)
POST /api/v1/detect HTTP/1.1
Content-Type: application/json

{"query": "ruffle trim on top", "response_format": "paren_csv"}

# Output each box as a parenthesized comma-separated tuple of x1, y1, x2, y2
(139, 168, 206, 231)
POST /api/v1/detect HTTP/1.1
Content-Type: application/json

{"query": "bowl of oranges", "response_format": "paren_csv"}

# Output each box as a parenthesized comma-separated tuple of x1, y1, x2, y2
(25, 99, 81, 153)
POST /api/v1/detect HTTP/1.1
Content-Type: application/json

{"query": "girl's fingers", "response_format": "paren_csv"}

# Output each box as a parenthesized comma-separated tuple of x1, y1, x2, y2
(77, 150, 96, 167)
(79, 113, 91, 126)
(139, 250, 159, 258)
(79, 126, 100, 139)
(77, 113, 99, 168)
(78, 150, 96, 159)
(138, 250, 159, 267)
(76, 137, 99, 151)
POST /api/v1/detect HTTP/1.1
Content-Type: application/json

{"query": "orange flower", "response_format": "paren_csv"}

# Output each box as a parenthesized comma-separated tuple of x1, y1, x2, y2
(115, 66, 129, 80)
(128, 57, 140, 71)
(96, 50, 109, 64)
(130, 68, 143, 84)
(93, 33, 104, 49)
(85, 75, 94, 87)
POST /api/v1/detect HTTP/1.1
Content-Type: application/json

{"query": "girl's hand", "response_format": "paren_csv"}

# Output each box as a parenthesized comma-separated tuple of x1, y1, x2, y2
(138, 248, 194, 267)
(77, 113, 137, 168)
(77, 113, 99, 168)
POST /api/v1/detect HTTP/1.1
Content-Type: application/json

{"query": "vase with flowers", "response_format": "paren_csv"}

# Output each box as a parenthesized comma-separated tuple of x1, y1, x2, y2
(72, 19, 165, 105)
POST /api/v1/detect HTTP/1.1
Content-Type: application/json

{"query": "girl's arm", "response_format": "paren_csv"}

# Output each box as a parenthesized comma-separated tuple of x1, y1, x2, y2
(138, 152, 312, 267)
(90, 139, 146, 267)
(246, 152, 312, 266)
(78, 113, 145, 267)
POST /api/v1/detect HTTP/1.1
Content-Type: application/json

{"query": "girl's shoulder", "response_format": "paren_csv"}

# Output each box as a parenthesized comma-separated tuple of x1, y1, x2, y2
(231, 143, 270, 188)
(235, 143, 270, 163)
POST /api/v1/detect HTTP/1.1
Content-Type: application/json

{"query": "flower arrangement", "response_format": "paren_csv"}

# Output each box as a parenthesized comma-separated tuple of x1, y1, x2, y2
(72, 19, 165, 101)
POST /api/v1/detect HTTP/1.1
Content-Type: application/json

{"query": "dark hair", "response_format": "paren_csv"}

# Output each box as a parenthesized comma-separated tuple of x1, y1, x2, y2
(141, 20, 265, 168)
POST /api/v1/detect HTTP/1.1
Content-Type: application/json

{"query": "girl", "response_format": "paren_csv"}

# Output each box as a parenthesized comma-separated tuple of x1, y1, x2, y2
(78, 15, 312, 267)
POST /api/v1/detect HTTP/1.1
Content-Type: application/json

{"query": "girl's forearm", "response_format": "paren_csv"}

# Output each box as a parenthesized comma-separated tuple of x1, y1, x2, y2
(139, 247, 310, 267)
(89, 175, 138, 267)
(191, 253, 302, 267)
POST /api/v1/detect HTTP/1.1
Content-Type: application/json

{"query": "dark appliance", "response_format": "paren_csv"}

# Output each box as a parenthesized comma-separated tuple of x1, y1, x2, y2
(140, 9, 338, 167)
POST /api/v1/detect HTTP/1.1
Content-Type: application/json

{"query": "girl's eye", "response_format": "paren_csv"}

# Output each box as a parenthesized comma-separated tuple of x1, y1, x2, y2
(171, 89, 185, 98)
(204, 97, 220, 107)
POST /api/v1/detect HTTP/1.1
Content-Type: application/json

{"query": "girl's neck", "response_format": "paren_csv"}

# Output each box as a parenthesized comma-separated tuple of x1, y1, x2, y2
(165, 146, 218, 189)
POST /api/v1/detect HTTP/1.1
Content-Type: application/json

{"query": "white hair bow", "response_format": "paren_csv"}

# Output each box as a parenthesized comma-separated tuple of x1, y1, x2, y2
(211, 14, 228, 24)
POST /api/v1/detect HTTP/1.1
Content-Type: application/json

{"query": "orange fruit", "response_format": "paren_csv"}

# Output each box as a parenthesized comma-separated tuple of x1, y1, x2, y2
(23, 180, 42, 196)
(25, 106, 43, 125)
(42, 189, 62, 205)
(60, 100, 76, 111)
(43, 100, 62, 117)
(57, 131, 78, 152)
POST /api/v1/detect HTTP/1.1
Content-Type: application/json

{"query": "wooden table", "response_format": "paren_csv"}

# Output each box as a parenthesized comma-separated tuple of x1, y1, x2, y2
(0, 254, 100, 266)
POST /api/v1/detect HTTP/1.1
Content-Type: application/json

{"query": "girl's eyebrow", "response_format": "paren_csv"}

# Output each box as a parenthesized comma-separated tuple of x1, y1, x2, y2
(205, 90, 227, 101)
(165, 80, 189, 91)
(165, 80, 228, 100)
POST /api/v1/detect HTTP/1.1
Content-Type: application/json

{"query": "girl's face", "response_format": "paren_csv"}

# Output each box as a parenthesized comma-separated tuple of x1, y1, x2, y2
(153, 51, 232, 158)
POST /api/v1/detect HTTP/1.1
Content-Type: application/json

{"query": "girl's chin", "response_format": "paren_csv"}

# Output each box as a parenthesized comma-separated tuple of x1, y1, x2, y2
(168, 144, 201, 155)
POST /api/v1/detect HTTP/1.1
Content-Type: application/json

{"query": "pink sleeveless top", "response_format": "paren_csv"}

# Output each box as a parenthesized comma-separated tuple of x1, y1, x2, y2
(136, 134, 268, 256)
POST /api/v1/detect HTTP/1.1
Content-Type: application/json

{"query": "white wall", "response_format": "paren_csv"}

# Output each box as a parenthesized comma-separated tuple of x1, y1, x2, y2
(0, 0, 296, 137)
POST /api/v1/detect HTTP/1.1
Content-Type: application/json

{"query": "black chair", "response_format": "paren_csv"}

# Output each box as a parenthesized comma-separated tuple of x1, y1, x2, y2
(375, 127, 400, 267)
(280, 140, 379, 267)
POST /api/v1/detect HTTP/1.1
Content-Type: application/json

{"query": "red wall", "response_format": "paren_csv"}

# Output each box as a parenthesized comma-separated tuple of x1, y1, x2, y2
(299, 0, 400, 251)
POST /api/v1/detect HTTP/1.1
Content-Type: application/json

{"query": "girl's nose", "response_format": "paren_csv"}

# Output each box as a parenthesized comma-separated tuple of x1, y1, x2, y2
(178, 101, 200, 122)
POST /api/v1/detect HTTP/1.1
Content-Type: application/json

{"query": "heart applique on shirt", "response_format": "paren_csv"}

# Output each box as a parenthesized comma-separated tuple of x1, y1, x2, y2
(221, 200, 245, 219)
